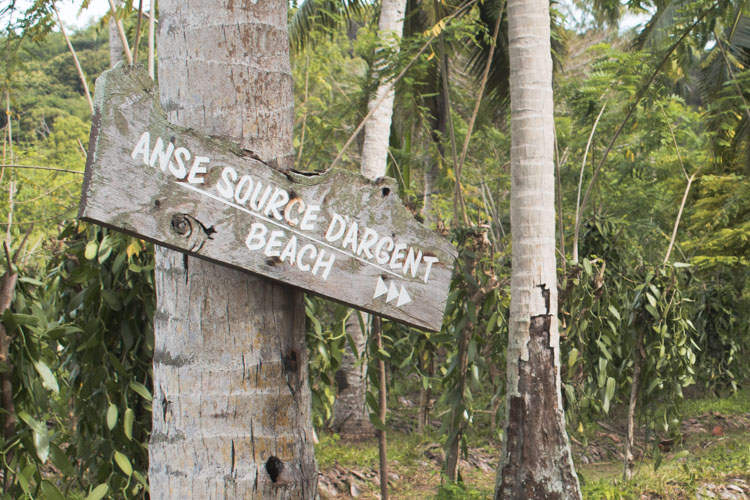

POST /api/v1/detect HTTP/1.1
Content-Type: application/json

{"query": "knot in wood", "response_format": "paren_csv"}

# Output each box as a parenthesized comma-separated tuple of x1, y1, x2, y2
(171, 214, 193, 237)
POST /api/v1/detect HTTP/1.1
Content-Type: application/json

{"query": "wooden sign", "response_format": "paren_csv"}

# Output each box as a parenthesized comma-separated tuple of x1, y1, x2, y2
(79, 64, 457, 331)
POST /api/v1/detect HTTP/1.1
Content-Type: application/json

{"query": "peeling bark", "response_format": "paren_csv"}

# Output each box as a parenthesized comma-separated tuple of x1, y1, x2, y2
(496, 315, 579, 499)
(495, 0, 581, 497)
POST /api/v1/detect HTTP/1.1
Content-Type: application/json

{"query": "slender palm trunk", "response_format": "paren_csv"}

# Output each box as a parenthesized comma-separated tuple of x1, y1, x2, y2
(333, 0, 406, 444)
(149, 1, 317, 497)
(495, 0, 581, 497)
(109, 15, 123, 66)
(360, 0, 406, 179)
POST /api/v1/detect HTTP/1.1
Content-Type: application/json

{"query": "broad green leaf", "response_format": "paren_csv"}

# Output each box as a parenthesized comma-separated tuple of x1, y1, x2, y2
(49, 443, 75, 476)
(564, 383, 576, 406)
(133, 470, 149, 487)
(653, 447, 663, 471)
(114, 451, 133, 476)
(582, 258, 592, 276)
(471, 364, 480, 387)
(368, 413, 387, 431)
(33, 360, 59, 394)
(40, 480, 66, 500)
(84, 241, 98, 260)
(17, 463, 34, 494)
(124, 408, 135, 440)
(106, 403, 118, 430)
(485, 311, 498, 337)
(567, 348, 579, 371)
(608, 305, 620, 321)
(579, 319, 589, 332)
(603, 377, 616, 414)
(34, 426, 50, 463)
(130, 381, 153, 401)
(9, 313, 38, 326)
(85, 484, 109, 500)
(646, 293, 657, 308)
(645, 304, 660, 320)
(365, 391, 378, 412)
(19, 412, 49, 463)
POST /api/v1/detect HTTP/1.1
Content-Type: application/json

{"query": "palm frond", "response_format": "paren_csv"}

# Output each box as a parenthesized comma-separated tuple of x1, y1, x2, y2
(634, 0, 688, 50)
(465, 0, 509, 113)
(289, 0, 369, 53)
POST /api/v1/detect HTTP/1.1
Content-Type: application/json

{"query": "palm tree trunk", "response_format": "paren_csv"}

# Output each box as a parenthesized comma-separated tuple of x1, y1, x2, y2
(494, 0, 581, 497)
(333, 0, 406, 445)
(360, 0, 406, 179)
(109, 14, 123, 66)
(149, 1, 317, 497)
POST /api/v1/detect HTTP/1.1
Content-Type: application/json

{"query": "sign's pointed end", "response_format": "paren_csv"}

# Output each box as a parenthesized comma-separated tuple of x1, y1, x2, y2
(374, 277, 388, 299)
(397, 286, 412, 307)
(386, 282, 399, 303)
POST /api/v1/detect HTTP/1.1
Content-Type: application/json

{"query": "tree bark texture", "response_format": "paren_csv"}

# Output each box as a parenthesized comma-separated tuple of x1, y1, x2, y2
(0, 267, 18, 481)
(332, 313, 373, 440)
(109, 15, 124, 67)
(149, 1, 317, 498)
(360, 0, 406, 180)
(495, 0, 581, 498)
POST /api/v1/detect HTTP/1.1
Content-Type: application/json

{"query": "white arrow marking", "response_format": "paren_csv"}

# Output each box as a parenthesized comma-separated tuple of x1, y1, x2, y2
(374, 276, 389, 299)
(397, 286, 412, 307)
(386, 282, 399, 303)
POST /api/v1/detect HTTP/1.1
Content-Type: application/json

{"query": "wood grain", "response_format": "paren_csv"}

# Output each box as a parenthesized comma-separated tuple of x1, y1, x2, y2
(80, 64, 456, 331)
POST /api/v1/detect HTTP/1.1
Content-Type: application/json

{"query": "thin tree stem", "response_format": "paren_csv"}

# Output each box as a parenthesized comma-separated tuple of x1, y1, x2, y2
(453, 1, 505, 227)
(436, 18, 462, 225)
(572, 102, 606, 263)
(54, 4, 94, 115)
(661, 109, 698, 265)
(297, 55, 311, 165)
(624, 327, 644, 480)
(374, 316, 389, 500)
(148, 0, 156, 78)
(4, 92, 14, 250)
(555, 139, 568, 270)
(0, 164, 84, 174)
(663, 174, 694, 265)
(457, 1, 504, 173)
(133, 0, 144, 65)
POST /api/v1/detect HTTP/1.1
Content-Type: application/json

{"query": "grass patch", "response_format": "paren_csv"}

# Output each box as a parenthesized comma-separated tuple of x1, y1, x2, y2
(679, 384, 750, 416)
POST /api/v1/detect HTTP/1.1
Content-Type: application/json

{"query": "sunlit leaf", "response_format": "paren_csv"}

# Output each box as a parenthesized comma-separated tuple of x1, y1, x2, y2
(114, 450, 133, 476)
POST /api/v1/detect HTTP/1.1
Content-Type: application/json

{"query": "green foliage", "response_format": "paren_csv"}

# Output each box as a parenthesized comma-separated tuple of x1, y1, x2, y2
(52, 223, 153, 498)
(0, 222, 154, 499)
(434, 479, 486, 500)
(628, 266, 696, 437)
(305, 296, 350, 427)
(439, 227, 508, 467)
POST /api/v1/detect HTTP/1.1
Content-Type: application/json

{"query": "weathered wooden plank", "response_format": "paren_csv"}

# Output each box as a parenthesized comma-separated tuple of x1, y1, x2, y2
(80, 64, 457, 331)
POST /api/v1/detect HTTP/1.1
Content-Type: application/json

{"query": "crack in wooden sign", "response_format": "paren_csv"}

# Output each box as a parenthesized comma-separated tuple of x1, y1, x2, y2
(79, 64, 457, 331)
